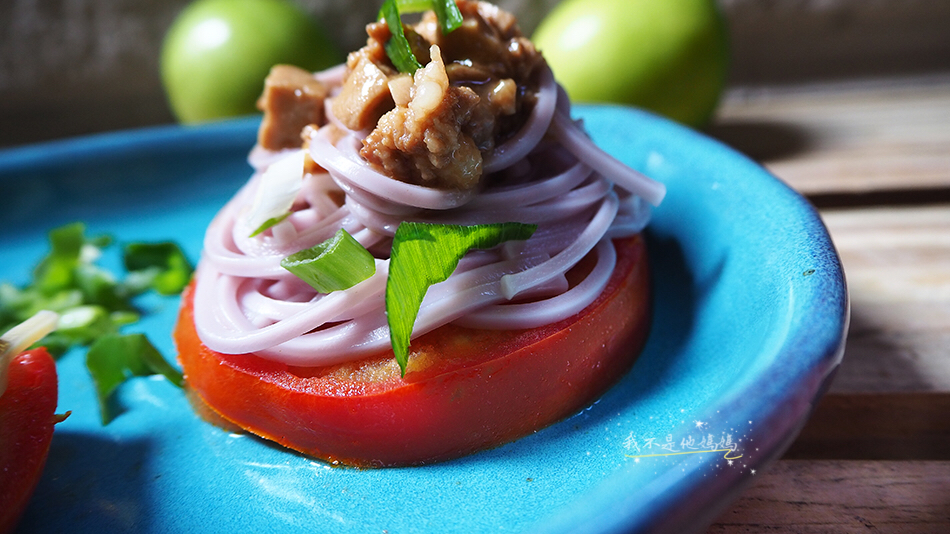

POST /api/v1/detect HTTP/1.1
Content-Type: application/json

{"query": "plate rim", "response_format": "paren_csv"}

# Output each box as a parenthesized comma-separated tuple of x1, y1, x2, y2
(0, 106, 849, 534)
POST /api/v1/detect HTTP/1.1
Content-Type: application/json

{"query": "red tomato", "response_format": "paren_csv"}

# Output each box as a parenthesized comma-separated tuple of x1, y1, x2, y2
(0, 348, 58, 534)
(176, 236, 651, 467)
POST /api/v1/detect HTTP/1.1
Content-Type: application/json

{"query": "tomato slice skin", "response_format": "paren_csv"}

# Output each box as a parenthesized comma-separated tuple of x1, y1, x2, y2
(0, 348, 58, 534)
(177, 236, 651, 467)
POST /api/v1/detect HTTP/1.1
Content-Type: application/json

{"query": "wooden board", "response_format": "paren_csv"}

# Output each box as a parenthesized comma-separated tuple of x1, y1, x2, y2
(784, 393, 950, 460)
(823, 205, 950, 393)
(713, 78, 950, 196)
(709, 76, 950, 532)
(709, 460, 950, 533)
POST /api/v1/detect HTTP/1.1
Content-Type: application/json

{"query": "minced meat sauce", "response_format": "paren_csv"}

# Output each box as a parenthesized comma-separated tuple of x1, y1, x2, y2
(256, 0, 543, 190)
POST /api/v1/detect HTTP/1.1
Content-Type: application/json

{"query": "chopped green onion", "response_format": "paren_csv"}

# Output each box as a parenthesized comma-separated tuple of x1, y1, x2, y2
(0, 222, 191, 424)
(55, 304, 116, 345)
(392, 0, 463, 33)
(386, 222, 536, 375)
(0, 223, 192, 353)
(282, 228, 376, 293)
(392, 0, 432, 12)
(86, 333, 184, 424)
(381, 0, 423, 74)
(246, 149, 306, 237)
(74, 262, 125, 310)
(390, 0, 463, 23)
(380, 0, 464, 73)
(123, 242, 194, 296)
(430, 0, 463, 34)
(32, 222, 86, 295)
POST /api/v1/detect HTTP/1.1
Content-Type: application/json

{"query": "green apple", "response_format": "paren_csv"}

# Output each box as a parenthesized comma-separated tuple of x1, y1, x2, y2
(161, 0, 342, 123)
(532, 0, 729, 127)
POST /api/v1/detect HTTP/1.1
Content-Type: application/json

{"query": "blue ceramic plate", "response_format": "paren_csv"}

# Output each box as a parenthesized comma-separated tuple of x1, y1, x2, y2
(1, 106, 847, 534)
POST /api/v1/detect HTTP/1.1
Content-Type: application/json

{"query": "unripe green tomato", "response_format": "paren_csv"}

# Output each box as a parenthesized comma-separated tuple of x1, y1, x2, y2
(533, 0, 729, 127)
(161, 0, 342, 123)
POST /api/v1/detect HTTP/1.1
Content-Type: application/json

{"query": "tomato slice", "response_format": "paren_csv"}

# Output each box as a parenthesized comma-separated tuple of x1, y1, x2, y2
(0, 348, 58, 534)
(176, 235, 651, 467)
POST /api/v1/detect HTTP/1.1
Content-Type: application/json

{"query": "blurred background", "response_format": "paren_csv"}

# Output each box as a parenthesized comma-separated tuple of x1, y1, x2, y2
(1, 0, 948, 147)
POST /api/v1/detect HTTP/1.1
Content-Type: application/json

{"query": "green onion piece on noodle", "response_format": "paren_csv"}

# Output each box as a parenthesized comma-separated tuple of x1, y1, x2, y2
(246, 150, 306, 237)
(386, 221, 536, 376)
(281, 228, 377, 293)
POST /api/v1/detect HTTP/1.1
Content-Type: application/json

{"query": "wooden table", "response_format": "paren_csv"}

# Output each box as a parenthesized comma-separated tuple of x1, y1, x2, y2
(706, 76, 950, 532)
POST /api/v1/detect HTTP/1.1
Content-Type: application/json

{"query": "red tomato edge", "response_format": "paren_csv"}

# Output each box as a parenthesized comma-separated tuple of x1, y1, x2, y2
(0, 348, 58, 534)
(176, 235, 651, 467)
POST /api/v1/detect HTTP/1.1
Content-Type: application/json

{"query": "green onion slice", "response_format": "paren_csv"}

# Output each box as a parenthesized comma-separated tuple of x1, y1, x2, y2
(123, 242, 194, 296)
(381, 0, 423, 74)
(281, 228, 377, 293)
(380, 0, 464, 73)
(390, 0, 432, 14)
(33, 222, 87, 295)
(86, 333, 184, 424)
(430, 0, 463, 34)
(386, 222, 536, 375)
(246, 150, 306, 237)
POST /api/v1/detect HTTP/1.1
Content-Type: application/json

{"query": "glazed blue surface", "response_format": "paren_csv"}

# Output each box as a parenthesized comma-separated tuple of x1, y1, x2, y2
(0, 107, 847, 534)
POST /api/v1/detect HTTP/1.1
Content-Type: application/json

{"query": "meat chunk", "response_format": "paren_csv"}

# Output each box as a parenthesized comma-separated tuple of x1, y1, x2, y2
(487, 78, 517, 116)
(419, 1, 531, 80)
(332, 0, 544, 188)
(331, 53, 395, 132)
(428, 1, 543, 151)
(256, 65, 329, 150)
(360, 45, 482, 190)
